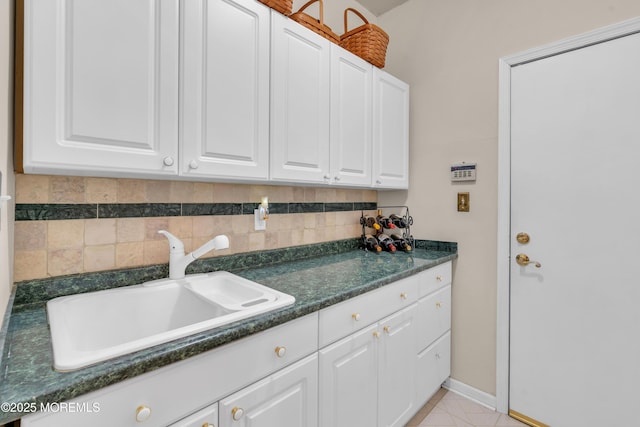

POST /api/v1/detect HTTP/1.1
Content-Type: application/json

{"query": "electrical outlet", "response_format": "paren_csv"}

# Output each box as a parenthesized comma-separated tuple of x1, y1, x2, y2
(254, 209, 266, 230)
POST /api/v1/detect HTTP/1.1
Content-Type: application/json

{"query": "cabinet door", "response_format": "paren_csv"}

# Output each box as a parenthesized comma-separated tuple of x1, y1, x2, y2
(22, 0, 179, 177)
(372, 69, 410, 189)
(318, 323, 378, 427)
(416, 332, 451, 407)
(329, 45, 372, 187)
(181, 0, 270, 181)
(219, 354, 318, 427)
(378, 304, 416, 427)
(416, 285, 451, 351)
(270, 12, 331, 184)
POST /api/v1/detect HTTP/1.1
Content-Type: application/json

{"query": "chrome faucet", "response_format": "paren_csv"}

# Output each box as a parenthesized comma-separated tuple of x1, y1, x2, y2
(158, 230, 230, 279)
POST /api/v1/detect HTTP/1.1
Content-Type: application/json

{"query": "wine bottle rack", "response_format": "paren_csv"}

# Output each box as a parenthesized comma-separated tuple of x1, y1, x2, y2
(360, 206, 414, 252)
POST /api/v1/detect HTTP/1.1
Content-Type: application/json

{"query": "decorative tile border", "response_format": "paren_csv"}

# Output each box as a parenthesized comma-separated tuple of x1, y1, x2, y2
(15, 202, 378, 221)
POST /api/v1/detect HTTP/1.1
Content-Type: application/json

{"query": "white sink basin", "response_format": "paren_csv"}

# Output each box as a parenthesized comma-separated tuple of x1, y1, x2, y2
(47, 272, 295, 371)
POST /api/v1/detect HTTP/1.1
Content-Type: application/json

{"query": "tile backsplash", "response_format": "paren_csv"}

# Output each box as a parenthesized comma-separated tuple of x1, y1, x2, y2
(14, 175, 377, 281)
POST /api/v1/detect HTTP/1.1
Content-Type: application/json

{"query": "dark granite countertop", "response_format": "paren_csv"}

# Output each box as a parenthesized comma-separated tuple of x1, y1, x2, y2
(0, 239, 456, 424)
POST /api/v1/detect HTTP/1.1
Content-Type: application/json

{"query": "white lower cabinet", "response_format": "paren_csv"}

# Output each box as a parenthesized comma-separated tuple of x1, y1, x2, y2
(416, 332, 451, 407)
(21, 264, 451, 427)
(219, 354, 318, 427)
(414, 263, 453, 407)
(378, 305, 417, 427)
(319, 306, 418, 427)
(319, 323, 378, 427)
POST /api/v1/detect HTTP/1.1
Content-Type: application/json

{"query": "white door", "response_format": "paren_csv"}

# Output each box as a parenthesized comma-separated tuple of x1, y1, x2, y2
(270, 12, 331, 184)
(330, 44, 373, 187)
(219, 354, 318, 427)
(181, 0, 270, 181)
(318, 323, 378, 427)
(23, 0, 179, 177)
(509, 32, 640, 426)
(372, 69, 409, 189)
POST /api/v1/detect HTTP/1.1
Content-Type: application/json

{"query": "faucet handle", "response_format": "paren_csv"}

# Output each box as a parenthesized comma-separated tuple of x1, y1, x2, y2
(158, 230, 185, 254)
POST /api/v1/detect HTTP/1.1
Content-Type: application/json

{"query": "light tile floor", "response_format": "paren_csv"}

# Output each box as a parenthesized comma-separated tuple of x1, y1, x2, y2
(406, 388, 529, 427)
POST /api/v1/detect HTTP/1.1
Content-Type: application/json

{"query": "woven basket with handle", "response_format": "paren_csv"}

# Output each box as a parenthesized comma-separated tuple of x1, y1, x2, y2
(257, 0, 292, 16)
(290, 0, 340, 44)
(340, 8, 389, 68)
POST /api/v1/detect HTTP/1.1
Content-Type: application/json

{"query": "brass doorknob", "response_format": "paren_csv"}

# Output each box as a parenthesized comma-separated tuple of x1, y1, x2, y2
(515, 253, 541, 268)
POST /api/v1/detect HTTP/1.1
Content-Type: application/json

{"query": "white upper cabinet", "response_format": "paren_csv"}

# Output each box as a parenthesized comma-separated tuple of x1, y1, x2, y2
(22, 1, 410, 188)
(22, 0, 180, 177)
(330, 45, 373, 187)
(181, 0, 270, 181)
(270, 12, 331, 184)
(372, 69, 410, 189)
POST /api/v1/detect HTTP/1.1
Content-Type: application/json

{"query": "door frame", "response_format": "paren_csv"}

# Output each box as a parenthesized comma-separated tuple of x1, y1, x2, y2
(495, 16, 640, 414)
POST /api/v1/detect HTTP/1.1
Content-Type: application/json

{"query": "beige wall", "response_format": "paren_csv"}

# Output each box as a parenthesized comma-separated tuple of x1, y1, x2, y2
(377, 0, 640, 396)
(0, 0, 15, 322)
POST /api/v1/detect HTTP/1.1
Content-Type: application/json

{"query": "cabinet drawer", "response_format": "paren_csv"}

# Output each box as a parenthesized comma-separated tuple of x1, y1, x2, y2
(416, 285, 452, 351)
(415, 331, 451, 407)
(418, 261, 452, 298)
(319, 275, 418, 347)
(22, 313, 318, 427)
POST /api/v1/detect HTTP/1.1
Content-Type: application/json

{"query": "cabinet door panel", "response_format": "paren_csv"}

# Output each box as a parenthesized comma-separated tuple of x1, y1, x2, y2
(270, 13, 330, 183)
(319, 323, 378, 427)
(219, 354, 318, 427)
(181, 0, 269, 180)
(378, 305, 416, 427)
(330, 45, 372, 186)
(416, 332, 451, 407)
(23, 0, 179, 176)
(372, 69, 409, 189)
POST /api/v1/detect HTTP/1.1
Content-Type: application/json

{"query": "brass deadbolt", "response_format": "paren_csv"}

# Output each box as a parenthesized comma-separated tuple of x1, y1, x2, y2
(516, 232, 530, 244)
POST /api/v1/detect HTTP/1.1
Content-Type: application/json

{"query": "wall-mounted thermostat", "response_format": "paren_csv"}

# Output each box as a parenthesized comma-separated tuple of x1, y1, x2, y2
(451, 163, 477, 182)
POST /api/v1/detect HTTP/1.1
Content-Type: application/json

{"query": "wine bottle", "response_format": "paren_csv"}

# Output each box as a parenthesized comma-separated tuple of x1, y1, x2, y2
(377, 234, 397, 253)
(389, 214, 407, 228)
(376, 215, 397, 230)
(364, 234, 382, 252)
(390, 234, 412, 251)
(363, 216, 382, 231)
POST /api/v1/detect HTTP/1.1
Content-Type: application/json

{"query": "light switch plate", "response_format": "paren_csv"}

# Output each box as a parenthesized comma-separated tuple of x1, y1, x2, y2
(457, 192, 470, 212)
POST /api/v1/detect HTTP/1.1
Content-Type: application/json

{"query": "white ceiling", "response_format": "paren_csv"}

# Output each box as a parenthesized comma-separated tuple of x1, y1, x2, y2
(355, 0, 408, 16)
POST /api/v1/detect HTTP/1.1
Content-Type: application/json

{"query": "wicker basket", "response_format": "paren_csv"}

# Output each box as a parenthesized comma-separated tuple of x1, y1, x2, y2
(289, 0, 340, 44)
(340, 8, 389, 68)
(257, 0, 292, 16)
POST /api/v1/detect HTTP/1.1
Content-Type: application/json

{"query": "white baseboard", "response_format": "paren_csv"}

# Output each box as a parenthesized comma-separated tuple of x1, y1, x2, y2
(443, 378, 499, 412)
